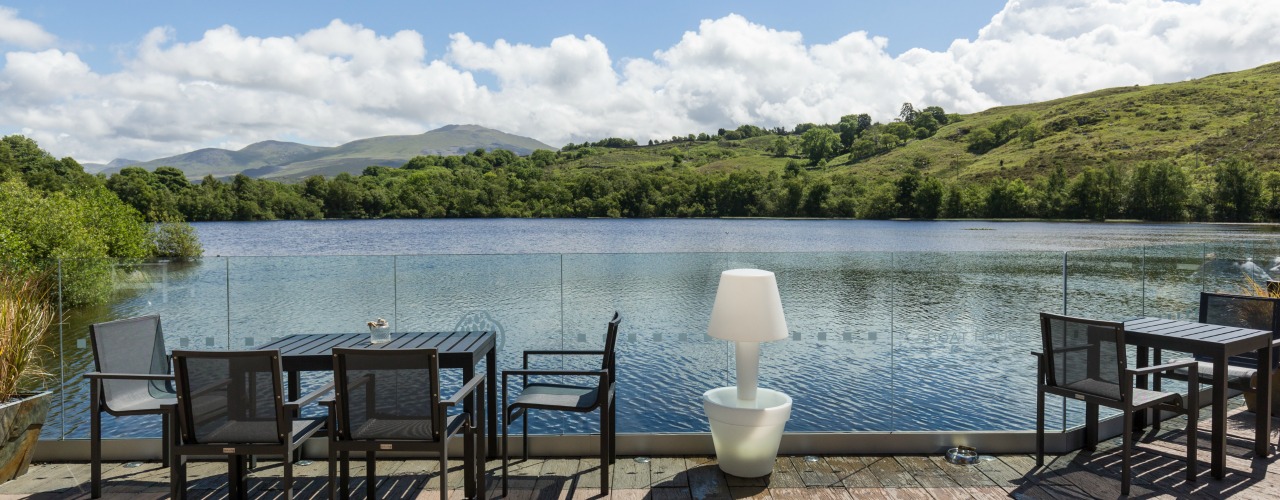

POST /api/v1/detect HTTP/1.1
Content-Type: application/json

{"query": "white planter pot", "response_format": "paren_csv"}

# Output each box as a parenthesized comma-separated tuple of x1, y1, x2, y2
(702, 386, 792, 477)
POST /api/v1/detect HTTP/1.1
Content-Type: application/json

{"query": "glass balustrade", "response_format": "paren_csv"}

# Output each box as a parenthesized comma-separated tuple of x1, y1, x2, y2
(36, 241, 1279, 441)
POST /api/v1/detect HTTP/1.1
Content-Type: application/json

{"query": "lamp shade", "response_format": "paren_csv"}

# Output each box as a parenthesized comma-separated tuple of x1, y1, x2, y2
(707, 268, 788, 342)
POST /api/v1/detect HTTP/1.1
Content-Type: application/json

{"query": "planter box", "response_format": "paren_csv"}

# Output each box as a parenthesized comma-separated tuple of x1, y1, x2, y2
(1245, 370, 1280, 417)
(0, 391, 52, 484)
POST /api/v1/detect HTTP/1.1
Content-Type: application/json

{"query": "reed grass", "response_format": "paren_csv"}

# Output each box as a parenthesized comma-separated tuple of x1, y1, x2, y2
(0, 271, 54, 403)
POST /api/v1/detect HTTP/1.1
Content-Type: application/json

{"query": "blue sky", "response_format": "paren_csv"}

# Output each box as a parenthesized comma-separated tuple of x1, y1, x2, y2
(0, 0, 1275, 163)
(8, 1, 1009, 70)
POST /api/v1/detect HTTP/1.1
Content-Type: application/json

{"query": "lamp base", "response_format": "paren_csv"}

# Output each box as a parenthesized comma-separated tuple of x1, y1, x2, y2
(702, 386, 792, 477)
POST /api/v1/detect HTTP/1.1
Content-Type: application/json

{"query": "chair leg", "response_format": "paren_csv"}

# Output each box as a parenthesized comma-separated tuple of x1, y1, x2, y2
(340, 451, 351, 500)
(616, 391, 622, 465)
(522, 408, 530, 460)
(1122, 409, 1134, 496)
(464, 419, 476, 500)
(1085, 403, 1099, 450)
(90, 381, 102, 499)
(1036, 388, 1045, 467)
(600, 404, 610, 494)
(440, 441, 450, 500)
(283, 456, 294, 500)
(502, 407, 510, 497)
(328, 442, 338, 500)
(1187, 391, 1199, 482)
(161, 411, 171, 468)
(169, 453, 185, 500)
(366, 451, 377, 500)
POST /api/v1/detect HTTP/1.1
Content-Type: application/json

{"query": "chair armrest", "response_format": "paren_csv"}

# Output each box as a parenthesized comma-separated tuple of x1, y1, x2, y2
(83, 372, 174, 381)
(1054, 344, 1095, 354)
(442, 373, 486, 407)
(503, 369, 607, 384)
(285, 381, 335, 412)
(523, 350, 606, 367)
(1030, 351, 1043, 358)
(524, 350, 606, 356)
(1127, 359, 1198, 377)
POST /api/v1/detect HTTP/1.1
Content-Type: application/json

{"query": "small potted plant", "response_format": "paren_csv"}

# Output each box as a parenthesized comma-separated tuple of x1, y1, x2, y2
(0, 271, 55, 484)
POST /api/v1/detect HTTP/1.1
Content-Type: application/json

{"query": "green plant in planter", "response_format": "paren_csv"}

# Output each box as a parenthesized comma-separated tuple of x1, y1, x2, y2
(0, 272, 53, 401)
(0, 270, 54, 482)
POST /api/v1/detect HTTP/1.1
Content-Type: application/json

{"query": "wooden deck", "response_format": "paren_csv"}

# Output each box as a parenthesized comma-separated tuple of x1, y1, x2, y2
(3, 405, 1278, 499)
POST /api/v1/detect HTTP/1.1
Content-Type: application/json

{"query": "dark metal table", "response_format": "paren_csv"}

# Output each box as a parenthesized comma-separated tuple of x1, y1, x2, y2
(256, 331, 499, 456)
(1123, 317, 1273, 479)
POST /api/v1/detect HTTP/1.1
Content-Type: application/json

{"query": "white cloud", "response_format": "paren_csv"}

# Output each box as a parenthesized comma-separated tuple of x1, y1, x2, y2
(0, 6, 55, 49)
(2, 1, 1280, 164)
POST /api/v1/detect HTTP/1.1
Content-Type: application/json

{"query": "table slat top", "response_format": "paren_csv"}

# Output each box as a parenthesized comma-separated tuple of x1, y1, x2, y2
(1123, 317, 1271, 355)
(257, 331, 494, 358)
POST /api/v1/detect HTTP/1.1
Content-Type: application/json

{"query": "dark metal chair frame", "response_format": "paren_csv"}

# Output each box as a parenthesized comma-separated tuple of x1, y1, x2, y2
(501, 311, 620, 496)
(1034, 313, 1198, 496)
(83, 315, 175, 499)
(167, 349, 332, 500)
(322, 348, 485, 500)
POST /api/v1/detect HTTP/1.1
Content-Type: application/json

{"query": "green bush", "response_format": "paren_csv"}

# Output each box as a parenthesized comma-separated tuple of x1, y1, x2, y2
(152, 222, 204, 262)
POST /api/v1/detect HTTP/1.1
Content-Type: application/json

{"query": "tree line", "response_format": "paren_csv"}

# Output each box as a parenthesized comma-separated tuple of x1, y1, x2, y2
(104, 144, 1279, 223)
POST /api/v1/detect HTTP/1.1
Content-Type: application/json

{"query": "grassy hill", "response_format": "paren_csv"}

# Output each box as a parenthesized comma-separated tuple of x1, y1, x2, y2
(100, 124, 556, 179)
(552, 61, 1280, 186)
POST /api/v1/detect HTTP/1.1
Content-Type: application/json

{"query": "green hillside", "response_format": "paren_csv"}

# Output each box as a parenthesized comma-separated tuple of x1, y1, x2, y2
(551, 62, 1280, 186)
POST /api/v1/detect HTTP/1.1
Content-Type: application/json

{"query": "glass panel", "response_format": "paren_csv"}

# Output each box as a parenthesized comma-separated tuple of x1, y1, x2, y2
(1201, 240, 1280, 296)
(892, 251, 1063, 432)
(1063, 246, 1145, 430)
(561, 253, 730, 434)
(394, 254, 563, 422)
(57, 257, 230, 439)
(768, 252, 894, 432)
(1142, 243, 1204, 320)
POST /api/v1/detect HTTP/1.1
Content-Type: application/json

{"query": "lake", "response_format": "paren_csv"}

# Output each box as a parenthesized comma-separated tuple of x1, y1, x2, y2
(193, 218, 1280, 255)
(49, 219, 1280, 440)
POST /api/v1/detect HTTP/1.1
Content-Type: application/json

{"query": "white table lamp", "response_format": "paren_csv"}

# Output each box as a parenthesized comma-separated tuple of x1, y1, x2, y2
(708, 268, 788, 400)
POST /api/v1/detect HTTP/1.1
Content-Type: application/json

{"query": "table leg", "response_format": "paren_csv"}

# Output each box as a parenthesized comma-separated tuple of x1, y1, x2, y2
(1256, 344, 1273, 457)
(1212, 355, 1228, 479)
(487, 346, 498, 457)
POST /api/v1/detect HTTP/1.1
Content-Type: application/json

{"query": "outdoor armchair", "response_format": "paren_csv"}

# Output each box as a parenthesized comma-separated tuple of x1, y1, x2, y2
(168, 349, 332, 500)
(322, 348, 485, 500)
(84, 315, 176, 499)
(501, 311, 620, 496)
(1035, 313, 1198, 496)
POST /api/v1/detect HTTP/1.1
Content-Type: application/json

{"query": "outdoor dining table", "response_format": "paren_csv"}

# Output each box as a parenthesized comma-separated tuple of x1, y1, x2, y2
(255, 331, 499, 456)
(1123, 317, 1273, 479)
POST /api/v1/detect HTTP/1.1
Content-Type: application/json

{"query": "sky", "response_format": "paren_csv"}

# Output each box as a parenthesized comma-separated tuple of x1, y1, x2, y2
(2, 0, 1278, 164)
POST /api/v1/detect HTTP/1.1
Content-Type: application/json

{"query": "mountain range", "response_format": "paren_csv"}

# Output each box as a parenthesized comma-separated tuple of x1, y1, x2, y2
(84, 124, 555, 179)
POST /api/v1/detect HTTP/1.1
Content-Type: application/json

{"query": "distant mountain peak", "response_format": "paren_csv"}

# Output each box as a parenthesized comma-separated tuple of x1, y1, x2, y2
(92, 126, 554, 180)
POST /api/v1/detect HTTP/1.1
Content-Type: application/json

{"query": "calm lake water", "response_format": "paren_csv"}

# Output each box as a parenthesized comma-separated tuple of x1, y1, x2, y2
(49, 219, 1280, 440)
(193, 218, 1280, 255)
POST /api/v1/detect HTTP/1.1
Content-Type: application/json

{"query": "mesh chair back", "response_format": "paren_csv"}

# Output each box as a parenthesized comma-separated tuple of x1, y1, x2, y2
(90, 315, 172, 410)
(332, 348, 441, 441)
(1040, 313, 1127, 401)
(1200, 292, 1280, 369)
(602, 312, 621, 385)
(172, 350, 286, 445)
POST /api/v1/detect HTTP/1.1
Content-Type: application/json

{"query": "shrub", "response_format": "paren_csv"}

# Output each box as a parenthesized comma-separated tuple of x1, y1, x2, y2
(152, 222, 204, 261)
